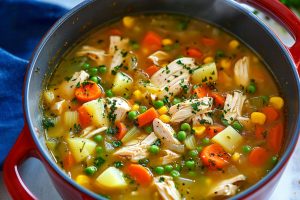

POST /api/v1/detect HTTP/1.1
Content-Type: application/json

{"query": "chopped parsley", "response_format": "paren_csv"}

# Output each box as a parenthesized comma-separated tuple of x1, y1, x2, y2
(42, 117, 55, 130)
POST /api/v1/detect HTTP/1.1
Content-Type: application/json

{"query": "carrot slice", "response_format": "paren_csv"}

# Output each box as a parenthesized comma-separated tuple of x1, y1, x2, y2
(193, 85, 210, 98)
(137, 107, 159, 127)
(75, 82, 102, 102)
(255, 125, 267, 140)
(142, 31, 162, 51)
(63, 151, 75, 170)
(127, 164, 153, 186)
(200, 143, 230, 170)
(267, 123, 283, 153)
(248, 147, 269, 166)
(211, 92, 225, 107)
(115, 122, 127, 140)
(77, 105, 91, 127)
(109, 28, 122, 36)
(262, 106, 279, 123)
(186, 47, 203, 58)
(207, 125, 225, 138)
(145, 65, 160, 77)
(201, 37, 217, 46)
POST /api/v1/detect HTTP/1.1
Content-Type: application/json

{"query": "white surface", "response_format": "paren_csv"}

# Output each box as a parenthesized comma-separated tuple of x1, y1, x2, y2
(1, 0, 300, 199)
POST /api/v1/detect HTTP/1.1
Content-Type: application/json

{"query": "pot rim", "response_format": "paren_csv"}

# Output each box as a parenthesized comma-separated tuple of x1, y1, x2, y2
(24, 0, 300, 199)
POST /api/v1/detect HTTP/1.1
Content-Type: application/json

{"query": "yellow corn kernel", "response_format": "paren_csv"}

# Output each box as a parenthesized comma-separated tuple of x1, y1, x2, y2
(193, 126, 206, 138)
(132, 104, 140, 111)
(133, 90, 143, 101)
(122, 16, 135, 28)
(162, 38, 173, 46)
(251, 112, 266, 125)
(229, 40, 240, 49)
(158, 106, 168, 115)
(203, 56, 214, 64)
(231, 152, 240, 162)
(159, 114, 171, 123)
(269, 96, 284, 110)
(220, 58, 232, 70)
(75, 175, 90, 188)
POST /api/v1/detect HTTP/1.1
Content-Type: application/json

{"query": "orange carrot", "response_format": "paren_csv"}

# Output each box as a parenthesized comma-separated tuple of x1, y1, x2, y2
(193, 85, 210, 98)
(255, 125, 267, 140)
(77, 106, 91, 127)
(200, 143, 230, 170)
(145, 65, 160, 77)
(211, 92, 225, 107)
(137, 107, 159, 127)
(262, 106, 279, 123)
(115, 122, 127, 140)
(109, 28, 122, 36)
(248, 147, 269, 166)
(207, 125, 225, 138)
(186, 47, 203, 58)
(267, 123, 283, 153)
(201, 37, 217, 46)
(127, 164, 152, 186)
(75, 82, 102, 102)
(142, 31, 162, 51)
(63, 151, 75, 170)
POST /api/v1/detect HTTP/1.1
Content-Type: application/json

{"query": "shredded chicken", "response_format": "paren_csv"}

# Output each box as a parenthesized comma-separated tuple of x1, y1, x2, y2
(169, 97, 213, 123)
(159, 150, 181, 165)
(150, 57, 196, 99)
(109, 36, 129, 54)
(208, 174, 246, 197)
(192, 113, 213, 126)
(76, 45, 106, 66)
(106, 97, 131, 122)
(50, 100, 67, 115)
(113, 132, 157, 162)
(234, 57, 250, 87)
(81, 127, 107, 139)
(154, 176, 181, 200)
(148, 50, 170, 66)
(223, 91, 247, 124)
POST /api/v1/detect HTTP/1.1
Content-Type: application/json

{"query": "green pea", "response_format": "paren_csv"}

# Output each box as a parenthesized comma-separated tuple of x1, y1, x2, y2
(202, 137, 210, 145)
(128, 111, 138, 120)
(189, 150, 198, 158)
(94, 135, 103, 143)
(139, 106, 148, 114)
(188, 171, 196, 177)
(221, 118, 229, 126)
(247, 83, 256, 94)
(170, 170, 180, 178)
(242, 145, 252, 153)
(105, 89, 114, 97)
(180, 123, 191, 132)
(90, 76, 100, 83)
(232, 121, 243, 131)
(114, 161, 124, 168)
(81, 63, 90, 70)
(173, 97, 181, 105)
(261, 95, 269, 105)
(98, 65, 107, 74)
(177, 131, 186, 141)
(155, 166, 165, 175)
(149, 145, 160, 154)
(196, 146, 203, 152)
(174, 163, 182, 171)
(95, 146, 103, 156)
(153, 100, 164, 109)
(84, 166, 97, 175)
(270, 156, 278, 164)
(185, 160, 195, 169)
(88, 67, 98, 76)
(164, 165, 173, 173)
(144, 126, 153, 134)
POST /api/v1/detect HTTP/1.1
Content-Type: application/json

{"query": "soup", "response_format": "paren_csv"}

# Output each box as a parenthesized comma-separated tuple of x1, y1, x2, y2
(42, 14, 284, 200)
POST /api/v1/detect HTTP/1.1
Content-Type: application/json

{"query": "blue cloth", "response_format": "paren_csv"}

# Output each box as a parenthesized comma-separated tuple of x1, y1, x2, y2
(0, 0, 67, 167)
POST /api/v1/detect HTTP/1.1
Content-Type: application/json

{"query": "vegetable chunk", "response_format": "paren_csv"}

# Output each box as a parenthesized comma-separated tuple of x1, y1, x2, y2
(67, 138, 97, 162)
(96, 167, 128, 190)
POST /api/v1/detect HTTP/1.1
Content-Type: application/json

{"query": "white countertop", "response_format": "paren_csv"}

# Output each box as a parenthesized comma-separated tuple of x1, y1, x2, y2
(1, 0, 300, 199)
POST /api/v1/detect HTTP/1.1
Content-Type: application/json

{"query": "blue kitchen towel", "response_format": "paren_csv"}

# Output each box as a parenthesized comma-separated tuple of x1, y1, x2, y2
(0, 0, 67, 168)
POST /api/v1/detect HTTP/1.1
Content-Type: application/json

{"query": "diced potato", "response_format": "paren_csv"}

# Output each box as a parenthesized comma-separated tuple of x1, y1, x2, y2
(47, 117, 66, 138)
(43, 90, 55, 105)
(63, 111, 79, 129)
(45, 139, 58, 151)
(112, 72, 133, 96)
(192, 62, 218, 84)
(96, 167, 128, 190)
(83, 99, 109, 127)
(67, 138, 97, 162)
(212, 126, 243, 153)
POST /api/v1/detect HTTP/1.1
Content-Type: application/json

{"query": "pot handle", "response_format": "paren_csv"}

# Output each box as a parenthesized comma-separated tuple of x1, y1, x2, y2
(3, 124, 38, 200)
(238, 0, 300, 75)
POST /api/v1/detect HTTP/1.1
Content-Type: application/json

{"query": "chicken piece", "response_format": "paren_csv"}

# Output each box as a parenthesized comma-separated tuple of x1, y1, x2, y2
(76, 45, 106, 66)
(234, 57, 250, 87)
(51, 100, 67, 115)
(208, 174, 246, 197)
(154, 176, 181, 200)
(192, 113, 213, 126)
(150, 57, 196, 99)
(113, 132, 157, 162)
(81, 127, 107, 139)
(169, 97, 213, 123)
(223, 91, 246, 124)
(106, 97, 131, 122)
(148, 50, 170, 66)
(109, 36, 129, 54)
(159, 150, 181, 165)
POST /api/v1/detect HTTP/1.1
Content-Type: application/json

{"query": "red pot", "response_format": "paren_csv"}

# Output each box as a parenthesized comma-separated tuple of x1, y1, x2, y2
(3, 0, 300, 199)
